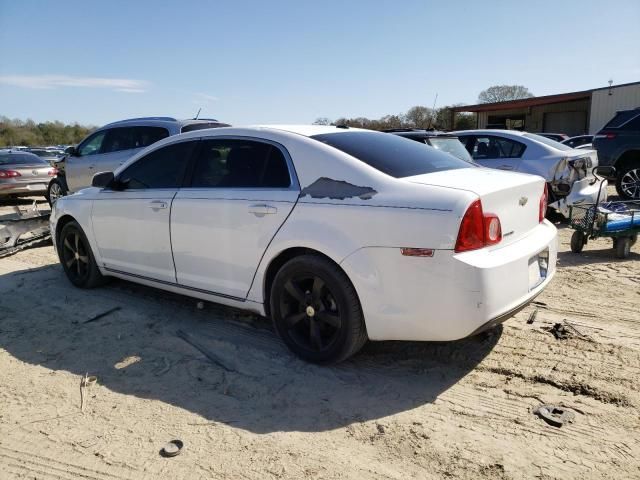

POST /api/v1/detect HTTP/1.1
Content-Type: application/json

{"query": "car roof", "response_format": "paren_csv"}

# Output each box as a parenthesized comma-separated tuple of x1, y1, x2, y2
(100, 117, 228, 129)
(383, 128, 459, 138)
(452, 129, 526, 136)
(0, 150, 43, 161)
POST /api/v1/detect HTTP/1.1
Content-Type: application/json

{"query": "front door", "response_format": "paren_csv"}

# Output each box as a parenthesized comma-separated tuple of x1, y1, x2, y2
(91, 140, 198, 283)
(66, 130, 108, 192)
(171, 138, 299, 299)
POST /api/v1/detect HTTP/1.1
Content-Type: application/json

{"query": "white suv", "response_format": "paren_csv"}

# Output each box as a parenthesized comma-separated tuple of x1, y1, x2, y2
(47, 116, 229, 203)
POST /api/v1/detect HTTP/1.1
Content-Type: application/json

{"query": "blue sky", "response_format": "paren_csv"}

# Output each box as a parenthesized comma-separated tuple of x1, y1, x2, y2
(1, 0, 639, 126)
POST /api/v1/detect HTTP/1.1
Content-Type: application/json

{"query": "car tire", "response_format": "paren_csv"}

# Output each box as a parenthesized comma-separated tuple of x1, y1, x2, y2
(570, 231, 585, 253)
(615, 163, 640, 200)
(58, 221, 106, 288)
(47, 177, 68, 206)
(270, 254, 368, 364)
(615, 237, 631, 259)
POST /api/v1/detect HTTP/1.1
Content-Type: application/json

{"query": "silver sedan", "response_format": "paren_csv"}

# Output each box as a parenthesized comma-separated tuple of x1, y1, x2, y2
(0, 150, 57, 200)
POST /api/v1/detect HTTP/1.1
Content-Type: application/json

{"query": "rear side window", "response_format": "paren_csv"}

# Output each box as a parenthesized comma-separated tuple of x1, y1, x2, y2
(622, 114, 640, 131)
(190, 139, 291, 188)
(311, 131, 473, 178)
(119, 141, 196, 189)
(133, 127, 169, 148)
(604, 111, 640, 129)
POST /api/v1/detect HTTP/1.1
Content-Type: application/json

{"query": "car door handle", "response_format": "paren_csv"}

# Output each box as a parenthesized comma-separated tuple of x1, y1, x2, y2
(149, 200, 168, 209)
(248, 204, 277, 216)
(499, 165, 514, 170)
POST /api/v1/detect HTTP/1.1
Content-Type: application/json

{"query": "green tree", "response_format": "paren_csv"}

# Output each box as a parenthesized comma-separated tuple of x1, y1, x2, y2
(478, 85, 534, 104)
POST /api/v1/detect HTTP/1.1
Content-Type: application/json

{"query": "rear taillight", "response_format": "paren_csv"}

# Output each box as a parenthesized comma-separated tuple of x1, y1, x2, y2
(595, 132, 617, 140)
(48, 168, 58, 176)
(539, 184, 548, 223)
(0, 169, 21, 178)
(454, 199, 502, 253)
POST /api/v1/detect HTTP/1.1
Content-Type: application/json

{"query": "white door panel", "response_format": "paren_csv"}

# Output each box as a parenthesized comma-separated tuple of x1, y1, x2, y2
(91, 189, 177, 283)
(171, 189, 298, 298)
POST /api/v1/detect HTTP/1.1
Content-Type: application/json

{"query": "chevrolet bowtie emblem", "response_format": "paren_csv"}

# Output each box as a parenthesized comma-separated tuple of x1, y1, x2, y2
(519, 197, 528, 206)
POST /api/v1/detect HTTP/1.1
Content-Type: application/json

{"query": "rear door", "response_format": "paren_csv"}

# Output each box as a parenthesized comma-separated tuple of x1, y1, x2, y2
(171, 137, 299, 299)
(462, 135, 526, 171)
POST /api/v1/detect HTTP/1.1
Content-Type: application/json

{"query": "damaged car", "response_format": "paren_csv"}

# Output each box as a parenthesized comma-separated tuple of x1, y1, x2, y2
(51, 126, 557, 363)
(454, 130, 604, 217)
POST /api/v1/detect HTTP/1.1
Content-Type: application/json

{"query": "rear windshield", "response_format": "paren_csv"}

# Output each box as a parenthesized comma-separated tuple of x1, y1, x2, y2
(604, 111, 640, 129)
(428, 137, 474, 162)
(311, 131, 474, 178)
(0, 154, 49, 165)
(523, 133, 572, 151)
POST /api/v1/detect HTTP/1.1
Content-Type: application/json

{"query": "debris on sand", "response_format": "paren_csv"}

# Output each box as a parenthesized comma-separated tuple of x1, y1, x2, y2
(534, 404, 575, 427)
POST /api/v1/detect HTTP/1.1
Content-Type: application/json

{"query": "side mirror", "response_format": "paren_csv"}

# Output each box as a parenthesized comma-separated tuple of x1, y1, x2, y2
(593, 166, 616, 178)
(92, 171, 114, 188)
(65, 146, 77, 156)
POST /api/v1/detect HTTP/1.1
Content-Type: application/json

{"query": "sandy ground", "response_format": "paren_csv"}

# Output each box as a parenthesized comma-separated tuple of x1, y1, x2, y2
(0, 196, 639, 479)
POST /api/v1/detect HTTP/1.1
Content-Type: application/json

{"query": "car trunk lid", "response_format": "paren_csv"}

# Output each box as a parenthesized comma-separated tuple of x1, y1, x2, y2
(405, 168, 545, 247)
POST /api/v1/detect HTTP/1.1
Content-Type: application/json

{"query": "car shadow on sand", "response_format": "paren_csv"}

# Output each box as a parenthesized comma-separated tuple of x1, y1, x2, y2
(0, 262, 501, 434)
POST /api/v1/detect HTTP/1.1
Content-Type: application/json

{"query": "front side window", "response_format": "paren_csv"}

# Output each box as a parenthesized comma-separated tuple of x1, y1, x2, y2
(466, 136, 527, 159)
(77, 131, 107, 156)
(190, 139, 291, 188)
(118, 141, 196, 189)
(311, 131, 473, 178)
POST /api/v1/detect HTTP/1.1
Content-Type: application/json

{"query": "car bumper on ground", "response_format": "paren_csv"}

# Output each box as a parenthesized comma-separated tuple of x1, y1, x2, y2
(549, 177, 607, 217)
(340, 220, 558, 342)
(0, 181, 48, 196)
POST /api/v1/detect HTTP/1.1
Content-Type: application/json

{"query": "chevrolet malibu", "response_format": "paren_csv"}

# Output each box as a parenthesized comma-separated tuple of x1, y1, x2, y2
(50, 126, 557, 363)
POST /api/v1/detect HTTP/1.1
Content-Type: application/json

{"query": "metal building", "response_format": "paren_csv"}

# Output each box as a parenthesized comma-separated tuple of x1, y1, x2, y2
(451, 81, 640, 136)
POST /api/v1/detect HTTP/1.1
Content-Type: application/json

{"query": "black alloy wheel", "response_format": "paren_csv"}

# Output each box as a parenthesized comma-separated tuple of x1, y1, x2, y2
(271, 255, 367, 364)
(58, 221, 105, 288)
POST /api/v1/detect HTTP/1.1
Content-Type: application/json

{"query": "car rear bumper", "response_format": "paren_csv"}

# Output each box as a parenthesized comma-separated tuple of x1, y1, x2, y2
(340, 220, 558, 341)
(549, 177, 607, 217)
(0, 181, 48, 196)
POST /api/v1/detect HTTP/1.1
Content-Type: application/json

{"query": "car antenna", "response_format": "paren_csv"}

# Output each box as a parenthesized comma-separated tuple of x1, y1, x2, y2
(193, 107, 201, 120)
(427, 93, 438, 130)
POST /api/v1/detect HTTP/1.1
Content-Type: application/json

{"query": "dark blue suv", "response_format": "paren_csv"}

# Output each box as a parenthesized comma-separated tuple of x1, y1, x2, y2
(592, 108, 640, 199)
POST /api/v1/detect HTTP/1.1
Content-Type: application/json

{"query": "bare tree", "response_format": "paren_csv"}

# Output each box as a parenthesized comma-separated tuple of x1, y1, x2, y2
(477, 85, 534, 104)
(404, 106, 432, 129)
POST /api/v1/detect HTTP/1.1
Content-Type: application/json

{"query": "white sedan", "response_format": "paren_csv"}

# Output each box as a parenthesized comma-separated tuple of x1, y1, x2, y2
(51, 126, 557, 363)
(453, 130, 605, 217)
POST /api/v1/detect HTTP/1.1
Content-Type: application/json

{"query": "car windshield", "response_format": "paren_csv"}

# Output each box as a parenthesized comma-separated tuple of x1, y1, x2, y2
(311, 131, 474, 178)
(523, 133, 573, 151)
(0, 154, 48, 165)
(428, 137, 474, 162)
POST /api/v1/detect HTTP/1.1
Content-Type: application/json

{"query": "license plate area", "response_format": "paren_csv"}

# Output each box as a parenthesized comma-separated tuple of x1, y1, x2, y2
(528, 248, 549, 290)
(27, 183, 46, 190)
